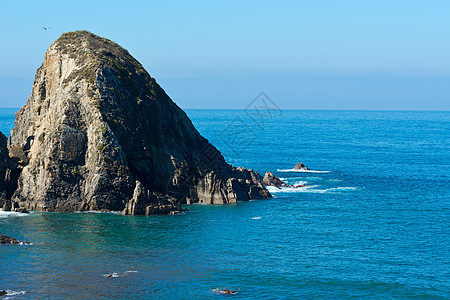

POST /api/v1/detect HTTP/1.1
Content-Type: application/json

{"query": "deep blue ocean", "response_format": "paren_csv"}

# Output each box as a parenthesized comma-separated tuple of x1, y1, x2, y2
(0, 108, 449, 299)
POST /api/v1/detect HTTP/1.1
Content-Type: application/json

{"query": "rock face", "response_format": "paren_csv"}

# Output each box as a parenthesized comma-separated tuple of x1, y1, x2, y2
(0, 132, 8, 207)
(293, 162, 309, 170)
(122, 181, 182, 216)
(6, 31, 274, 215)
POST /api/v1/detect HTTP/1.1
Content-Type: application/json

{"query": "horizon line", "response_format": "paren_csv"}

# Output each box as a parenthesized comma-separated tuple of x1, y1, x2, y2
(0, 107, 449, 112)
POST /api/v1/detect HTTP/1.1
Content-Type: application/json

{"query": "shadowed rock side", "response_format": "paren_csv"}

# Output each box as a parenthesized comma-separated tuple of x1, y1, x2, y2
(0, 132, 8, 206)
(7, 31, 282, 215)
(1, 131, 28, 212)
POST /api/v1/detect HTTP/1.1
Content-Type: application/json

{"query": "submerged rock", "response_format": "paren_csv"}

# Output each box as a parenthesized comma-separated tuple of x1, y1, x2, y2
(293, 162, 309, 170)
(122, 181, 181, 215)
(7, 31, 275, 215)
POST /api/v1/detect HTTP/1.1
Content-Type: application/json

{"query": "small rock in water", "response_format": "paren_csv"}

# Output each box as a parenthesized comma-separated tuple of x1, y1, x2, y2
(0, 235, 19, 244)
(293, 162, 309, 170)
(262, 172, 285, 188)
(212, 288, 238, 295)
(0, 235, 30, 245)
(14, 207, 29, 213)
(0, 290, 7, 296)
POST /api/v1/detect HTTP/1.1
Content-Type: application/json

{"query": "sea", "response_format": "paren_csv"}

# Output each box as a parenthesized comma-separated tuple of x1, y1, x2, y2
(0, 108, 449, 299)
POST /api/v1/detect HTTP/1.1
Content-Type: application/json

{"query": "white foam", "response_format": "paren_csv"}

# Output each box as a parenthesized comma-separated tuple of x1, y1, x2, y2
(252, 217, 262, 220)
(267, 185, 360, 194)
(4, 290, 26, 297)
(277, 169, 331, 173)
(290, 180, 308, 186)
(75, 211, 122, 214)
(18, 242, 33, 246)
(0, 209, 31, 218)
(104, 270, 138, 278)
(211, 288, 238, 295)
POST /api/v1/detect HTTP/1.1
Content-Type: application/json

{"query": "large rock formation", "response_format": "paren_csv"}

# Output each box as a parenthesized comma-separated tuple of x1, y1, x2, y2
(5, 31, 280, 215)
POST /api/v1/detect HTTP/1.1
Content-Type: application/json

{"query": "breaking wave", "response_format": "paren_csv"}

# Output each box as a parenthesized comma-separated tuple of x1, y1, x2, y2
(3, 290, 26, 298)
(267, 185, 360, 194)
(0, 210, 31, 218)
(103, 270, 138, 278)
(211, 288, 239, 295)
(277, 169, 331, 173)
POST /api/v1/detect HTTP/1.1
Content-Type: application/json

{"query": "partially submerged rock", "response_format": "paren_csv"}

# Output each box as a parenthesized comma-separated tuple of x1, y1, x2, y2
(14, 207, 29, 213)
(0, 235, 30, 245)
(0, 235, 19, 244)
(5, 31, 277, 215)
(122, 181, 181, 216)
(293, 162, 309, 170)
(262, 172, 286, 187)
(1, 200, 29, 213)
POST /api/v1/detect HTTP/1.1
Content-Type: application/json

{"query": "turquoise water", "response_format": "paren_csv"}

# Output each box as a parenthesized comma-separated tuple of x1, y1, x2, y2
(1, 109, 449, 299)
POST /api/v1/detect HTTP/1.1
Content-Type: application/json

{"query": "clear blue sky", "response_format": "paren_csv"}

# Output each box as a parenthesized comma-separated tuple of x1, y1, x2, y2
(0, 0, 449, 110)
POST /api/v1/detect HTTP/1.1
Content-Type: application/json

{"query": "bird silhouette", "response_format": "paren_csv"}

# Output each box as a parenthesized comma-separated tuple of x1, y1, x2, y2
(43, 27, 50, 30)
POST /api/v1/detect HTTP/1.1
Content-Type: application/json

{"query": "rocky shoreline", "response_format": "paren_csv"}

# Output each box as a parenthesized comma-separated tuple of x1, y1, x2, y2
(0, 31, 289, 215)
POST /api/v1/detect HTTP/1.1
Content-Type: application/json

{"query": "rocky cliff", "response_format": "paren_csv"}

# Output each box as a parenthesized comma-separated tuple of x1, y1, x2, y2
(5, 31, 279, 215)
(0, 132, 8, 206)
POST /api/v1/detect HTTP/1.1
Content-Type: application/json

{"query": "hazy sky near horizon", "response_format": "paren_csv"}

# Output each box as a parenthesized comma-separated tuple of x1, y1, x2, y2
(0, 1, 449, 110)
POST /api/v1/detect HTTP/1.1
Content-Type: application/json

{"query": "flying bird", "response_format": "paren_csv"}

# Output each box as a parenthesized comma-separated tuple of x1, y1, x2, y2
(43, 27, 50, 30)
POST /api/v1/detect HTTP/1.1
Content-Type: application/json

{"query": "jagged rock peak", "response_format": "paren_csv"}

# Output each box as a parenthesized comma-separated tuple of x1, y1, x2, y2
(7, 31, 273, 214)
(49, 31, 152, 91)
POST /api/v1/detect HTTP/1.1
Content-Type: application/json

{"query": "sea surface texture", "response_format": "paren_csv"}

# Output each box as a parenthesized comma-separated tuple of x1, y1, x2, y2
(1, 109, 449, 299)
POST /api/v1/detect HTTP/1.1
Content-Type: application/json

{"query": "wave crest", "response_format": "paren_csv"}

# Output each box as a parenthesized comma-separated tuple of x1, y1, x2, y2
(277, 169, 331, 173)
